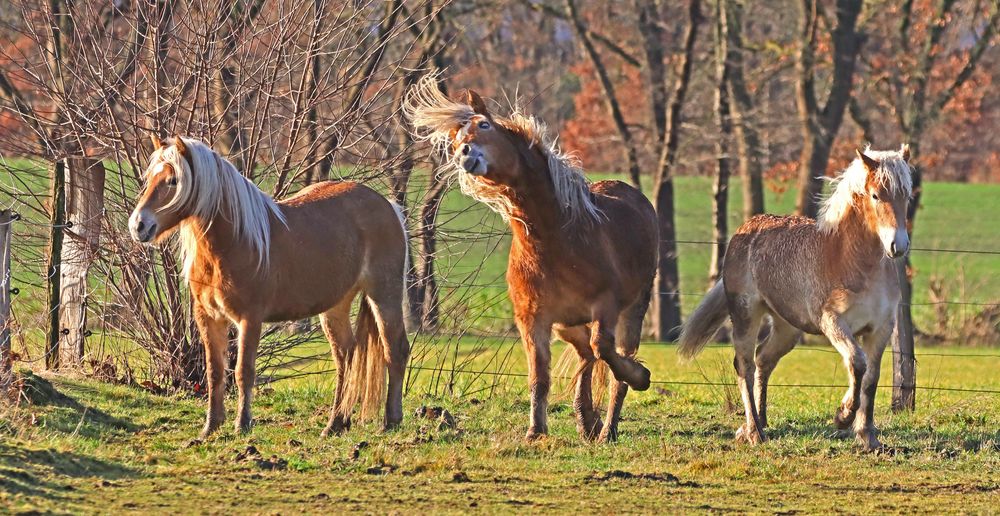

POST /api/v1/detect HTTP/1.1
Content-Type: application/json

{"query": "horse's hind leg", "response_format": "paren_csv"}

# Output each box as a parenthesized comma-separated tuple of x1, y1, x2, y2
(730, 297, 766, 444)
(753, 316, 801, 428)
(366, 290, 410, 430)
(598, 290, 649, 443)
(554, 324, 602, 441)
(320, 294, 357, 437)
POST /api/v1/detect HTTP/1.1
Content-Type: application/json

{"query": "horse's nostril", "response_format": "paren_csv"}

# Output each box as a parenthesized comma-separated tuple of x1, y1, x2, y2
(461, 144, 471, 156)
(136, 220, 145, 233)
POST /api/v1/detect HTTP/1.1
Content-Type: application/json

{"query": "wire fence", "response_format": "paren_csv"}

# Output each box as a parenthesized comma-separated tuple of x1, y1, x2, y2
(1, 179, 998, 400)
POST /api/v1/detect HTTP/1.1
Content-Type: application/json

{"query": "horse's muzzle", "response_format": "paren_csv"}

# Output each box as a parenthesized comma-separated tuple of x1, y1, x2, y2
(459, 145, 487, 175)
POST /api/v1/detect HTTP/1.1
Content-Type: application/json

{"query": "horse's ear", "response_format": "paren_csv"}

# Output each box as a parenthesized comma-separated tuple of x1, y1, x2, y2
(174, 135, 189, 157)
(900, 143, 911, 162)
(856, 149, 878, 172)
(465, 89, 489, 116)
(150, 134, 163, 151)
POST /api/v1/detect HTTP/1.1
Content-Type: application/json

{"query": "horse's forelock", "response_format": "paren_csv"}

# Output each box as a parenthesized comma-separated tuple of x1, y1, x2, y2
(817, 147, 912, 233)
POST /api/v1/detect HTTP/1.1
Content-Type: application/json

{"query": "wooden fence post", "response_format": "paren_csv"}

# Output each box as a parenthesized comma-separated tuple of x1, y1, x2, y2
(44, 160, 66, 370)
(57, 157, 106, 368)
(892, 260, 917, 411)
(0, 209, 13, 393)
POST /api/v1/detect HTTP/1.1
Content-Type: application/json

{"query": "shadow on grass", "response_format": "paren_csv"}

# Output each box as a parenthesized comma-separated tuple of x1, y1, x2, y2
(19, 372, 138, 439)
(0, 442, 139, 502)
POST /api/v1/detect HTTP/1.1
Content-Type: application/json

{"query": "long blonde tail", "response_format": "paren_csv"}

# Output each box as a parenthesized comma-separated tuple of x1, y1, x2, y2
(337, 298, 386, 421)
(678, 281, 730, 361)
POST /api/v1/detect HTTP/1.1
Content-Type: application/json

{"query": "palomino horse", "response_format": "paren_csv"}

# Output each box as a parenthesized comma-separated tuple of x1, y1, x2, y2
(406, 77, 657, 442)
(680, 146, 912, 450)
(129, 136, 409, 438)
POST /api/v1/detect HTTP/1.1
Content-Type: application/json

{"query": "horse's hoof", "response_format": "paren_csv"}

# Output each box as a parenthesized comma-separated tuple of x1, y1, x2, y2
(236, 419, 253, 434)
(577, 417, 603, 442)
(597, 425, 619, 444)
(627, 365, 651, 391)
(735, 424, 765, 445)
(525, 429, 547, 441)
(857, 432, 884, 452)
(833, 407, 856, 429)
(322, 417, 351, 437)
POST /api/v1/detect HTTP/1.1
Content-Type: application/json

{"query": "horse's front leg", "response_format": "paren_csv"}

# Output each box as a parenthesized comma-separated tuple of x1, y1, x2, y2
(591, 311, 651, 392)
(235, 318, 262, 434)
(195, 308, 229, 439)
(517, 316, 553, 440)
(819, 313, 868, 436)
(855, 323, 894, 451)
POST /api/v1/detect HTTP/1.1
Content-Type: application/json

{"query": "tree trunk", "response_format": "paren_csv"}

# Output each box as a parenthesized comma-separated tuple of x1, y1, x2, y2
(652, 0, 701, 341)
(710, 0, 732, 284)
(0, 210, 12, 393)
(44, 160, 66, 370)
(56, 157, 106, 369)
(794, 0, 864, 218)
(724, 0, 764, 220)
(417, 178, 448, 330)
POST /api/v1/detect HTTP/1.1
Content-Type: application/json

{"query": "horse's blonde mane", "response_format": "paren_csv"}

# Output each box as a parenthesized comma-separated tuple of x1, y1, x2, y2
(146, 137, 286, 279)
(404, 75, 603, 226)
(817, 145, 912, 234)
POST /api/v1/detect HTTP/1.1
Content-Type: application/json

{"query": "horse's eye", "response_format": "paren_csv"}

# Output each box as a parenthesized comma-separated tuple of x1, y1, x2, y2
(871, 193, 879, 201)
(478, 120, 491, 130)
(166, 177, 178, 187)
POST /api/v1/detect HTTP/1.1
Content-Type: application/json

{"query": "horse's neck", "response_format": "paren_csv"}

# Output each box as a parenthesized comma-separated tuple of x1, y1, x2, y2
(506, 172, 566, 251)
(184, 216, 242, 280)
(821, 205, 884, 282)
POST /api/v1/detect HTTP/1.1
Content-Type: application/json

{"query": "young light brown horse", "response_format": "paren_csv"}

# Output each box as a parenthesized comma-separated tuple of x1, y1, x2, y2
(406, 78, 657, 442)
(680, 146, 912, 451)
(129, 135, 409, 439)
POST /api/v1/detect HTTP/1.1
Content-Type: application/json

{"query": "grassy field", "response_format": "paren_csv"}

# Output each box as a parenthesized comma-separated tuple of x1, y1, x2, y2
(3, 341, 999, 513)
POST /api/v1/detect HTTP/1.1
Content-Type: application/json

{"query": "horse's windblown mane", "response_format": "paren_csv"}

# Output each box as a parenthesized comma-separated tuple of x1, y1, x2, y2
(404, 75, 603, 226)
(817, 145, 912, 233)
(145, 137, 286, 278)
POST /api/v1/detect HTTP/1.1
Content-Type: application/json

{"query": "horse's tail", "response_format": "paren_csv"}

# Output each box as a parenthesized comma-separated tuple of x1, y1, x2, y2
(337, 297, 386, 422)
(678, 281, 729, 361)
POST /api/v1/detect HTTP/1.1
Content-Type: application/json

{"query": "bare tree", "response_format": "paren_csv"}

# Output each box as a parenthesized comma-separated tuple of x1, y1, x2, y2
(566, 0, 643, 190)
(794, 0, 865, 218)
(724, 0, 764, 220)
(646, 0, 703, 341)
(710, 0, 733, 284)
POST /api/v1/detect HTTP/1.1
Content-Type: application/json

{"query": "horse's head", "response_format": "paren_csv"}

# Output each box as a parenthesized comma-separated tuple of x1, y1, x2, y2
(856, 145, 912, 259)
(128, 135, 195, 243)
(447, 90, 528, 185)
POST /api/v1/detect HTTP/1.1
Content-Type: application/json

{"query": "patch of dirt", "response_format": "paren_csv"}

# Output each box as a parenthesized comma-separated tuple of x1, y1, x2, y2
(414, 405, 457, 430)
(586, 470, 699, 487)
(232, 445, 287, 471)
(451, 471, 471, 483)
(350, 441, 368, 460)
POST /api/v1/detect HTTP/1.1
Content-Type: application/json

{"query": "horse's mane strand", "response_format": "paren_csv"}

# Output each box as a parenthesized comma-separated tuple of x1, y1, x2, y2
(817, 146, 913, 234)
(146, 137, 286, 279)
(404, 75, 604, 226)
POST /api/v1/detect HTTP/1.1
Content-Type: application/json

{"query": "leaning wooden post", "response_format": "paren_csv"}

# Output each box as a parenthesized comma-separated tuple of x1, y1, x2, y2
(891, 261, 916, 411)
(44, 160, 67, 370)
(0, 209, 13, 392)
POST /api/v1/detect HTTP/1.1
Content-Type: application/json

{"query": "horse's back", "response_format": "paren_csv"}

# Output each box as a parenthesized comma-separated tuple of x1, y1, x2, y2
(724, 214, 825, 333)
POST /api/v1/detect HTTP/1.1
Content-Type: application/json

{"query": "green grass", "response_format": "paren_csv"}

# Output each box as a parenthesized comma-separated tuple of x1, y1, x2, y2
(3, 342, 999, 513)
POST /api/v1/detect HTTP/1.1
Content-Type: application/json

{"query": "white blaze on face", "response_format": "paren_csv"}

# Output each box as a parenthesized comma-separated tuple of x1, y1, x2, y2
(454, 121, 488, 176)
(129, 161, 167, 242)
(878, 222, 909, 258)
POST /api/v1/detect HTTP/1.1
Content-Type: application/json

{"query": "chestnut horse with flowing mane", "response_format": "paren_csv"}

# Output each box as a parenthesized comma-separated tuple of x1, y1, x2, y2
(129, 136, 409, 439)
(680, 146, 912, 451)
(406, 77, 657, 442)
